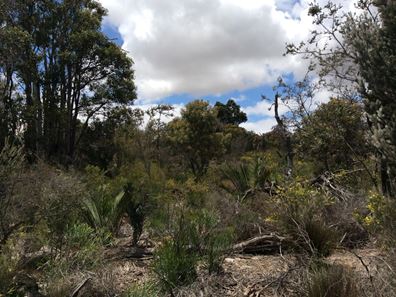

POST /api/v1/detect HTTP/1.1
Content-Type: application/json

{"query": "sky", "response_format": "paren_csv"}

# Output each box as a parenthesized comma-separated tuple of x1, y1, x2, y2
(99, 0, 355, 134)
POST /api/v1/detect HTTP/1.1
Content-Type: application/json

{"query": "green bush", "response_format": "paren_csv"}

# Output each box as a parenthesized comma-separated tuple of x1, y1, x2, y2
(82, 165, 125, 235)
(204, 228, 233, 274)
(276, 183, 338, 257)
(360, 191, 396, 245)
(190, 209, 233, 274)
(40, 165, 86, 248)
(43, 223, 104, 281)
(219, 156, 272, 203)
(117, 161, 166, 245)
(153, 240, 198, 291)
(153, 210, 198, 291)
(306, 264, 359, 297)
(153, 208, 233, 293)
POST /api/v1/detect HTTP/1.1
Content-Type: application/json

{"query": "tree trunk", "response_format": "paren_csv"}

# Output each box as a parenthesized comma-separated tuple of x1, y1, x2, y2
(274, 93, 293, 177)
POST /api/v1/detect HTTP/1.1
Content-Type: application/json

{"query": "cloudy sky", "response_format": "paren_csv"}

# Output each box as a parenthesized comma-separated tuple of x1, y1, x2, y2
(99, 0, 355, 133)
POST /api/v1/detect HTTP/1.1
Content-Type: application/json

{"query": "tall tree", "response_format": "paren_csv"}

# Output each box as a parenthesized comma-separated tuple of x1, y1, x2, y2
(167, 100, 223, 178)
(214, 99, 247, 126)
(287, 0, 396, 196)
(296, 98, 369, 173)
(0, 0, 136, 162)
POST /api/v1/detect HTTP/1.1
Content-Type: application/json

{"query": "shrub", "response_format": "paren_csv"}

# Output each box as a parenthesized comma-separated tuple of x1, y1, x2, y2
(276, 183, 338, 257)
(360, 191, 396, 244)
(153, 211, 199, 291)
(0, 139, 27, 245)
(204, 228, 233, 274)
(306, 264, 359, 297)
(153, 240, 198, 291)
(117, 161, 166, 245)
(0, 238, 21, 296)
(43, 223, 104, 282)
(40, 166, 86, 248)
(82, 165, 125, 235)
(219, 156, 272, 203)
(153, 207, 233, 294)
(302, 218, 338, 257)
(189, 209, 234, 274)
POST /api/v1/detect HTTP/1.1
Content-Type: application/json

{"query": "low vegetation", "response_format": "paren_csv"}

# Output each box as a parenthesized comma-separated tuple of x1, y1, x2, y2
(1, 0, 396, 296)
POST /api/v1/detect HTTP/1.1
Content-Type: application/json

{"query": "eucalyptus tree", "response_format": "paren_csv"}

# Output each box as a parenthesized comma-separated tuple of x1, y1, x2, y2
(214, 99, 247, 126)
(0, 0, 136, 162)
(167, 100, 224, 178)
(287, 0, 396, 196)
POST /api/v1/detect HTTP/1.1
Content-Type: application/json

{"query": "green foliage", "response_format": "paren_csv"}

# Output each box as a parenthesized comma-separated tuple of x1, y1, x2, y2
(276, 184, 338, 257)
(80, 106, 144, 169)
(296, 98, 369, 173)
(0, 139, 25, 244)
(302, 219, 338, 258)
(221, 125, 256, 158)
(289, 0, 396, 196)
(221, 162, 252, 198)
(119, 161, 166, 245)
(82, 165, 125, 235)
(153, 207, 233, 290)
(1, 0, 136, 160)
(220, 155, 273, 203)
(42, 169, 86, 247)
(214, 99, 247, 126)
(43, 222, 103, 279)
(167, 100, 224, 178)
(153, 215, 199, 291)
(198, 213, 234, 274)
(154, 239, 198, 291)
(306, 263, 359, 297)
(346, 2, 396, 196)
(148, 178, 209, 241)
(359, 191, 396, 244)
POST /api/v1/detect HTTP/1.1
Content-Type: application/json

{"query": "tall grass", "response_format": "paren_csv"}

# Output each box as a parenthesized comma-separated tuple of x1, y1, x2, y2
(307, 264, 359, 297)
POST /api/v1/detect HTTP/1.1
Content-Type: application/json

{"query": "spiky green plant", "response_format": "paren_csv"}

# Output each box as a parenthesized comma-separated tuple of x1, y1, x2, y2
(221, 162, 251, 196)
(220, 157, 270, 202)
(83, 189, 124, 234)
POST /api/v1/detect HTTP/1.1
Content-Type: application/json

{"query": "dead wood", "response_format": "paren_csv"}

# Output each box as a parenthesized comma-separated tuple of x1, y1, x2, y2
(71, 277, 91, 297)
(310, 171, 358, 201)
(231, 234, 289, 254)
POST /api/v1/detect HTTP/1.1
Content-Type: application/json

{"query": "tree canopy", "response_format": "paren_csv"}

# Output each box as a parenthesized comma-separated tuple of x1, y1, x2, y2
(214, 99, 247, 126)
(0, 0, 136, 162)
(167, 100, 224, 178)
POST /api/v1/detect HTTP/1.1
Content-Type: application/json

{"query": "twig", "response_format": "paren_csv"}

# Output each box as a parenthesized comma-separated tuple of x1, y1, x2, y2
(71, 277, 91, 297)
(350, 250, 381, 297)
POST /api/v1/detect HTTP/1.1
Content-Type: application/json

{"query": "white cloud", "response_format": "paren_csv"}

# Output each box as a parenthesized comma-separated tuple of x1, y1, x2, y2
(99, 0, 317, 102)
(241, 117, 278, 134)
(230, 95, 246, 102)
(99, 0, 356, 133)
(243, 100, 289, 117)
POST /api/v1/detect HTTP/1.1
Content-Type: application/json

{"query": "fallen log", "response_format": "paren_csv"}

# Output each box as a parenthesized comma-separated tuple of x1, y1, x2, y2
(231, 234, 288, 254)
